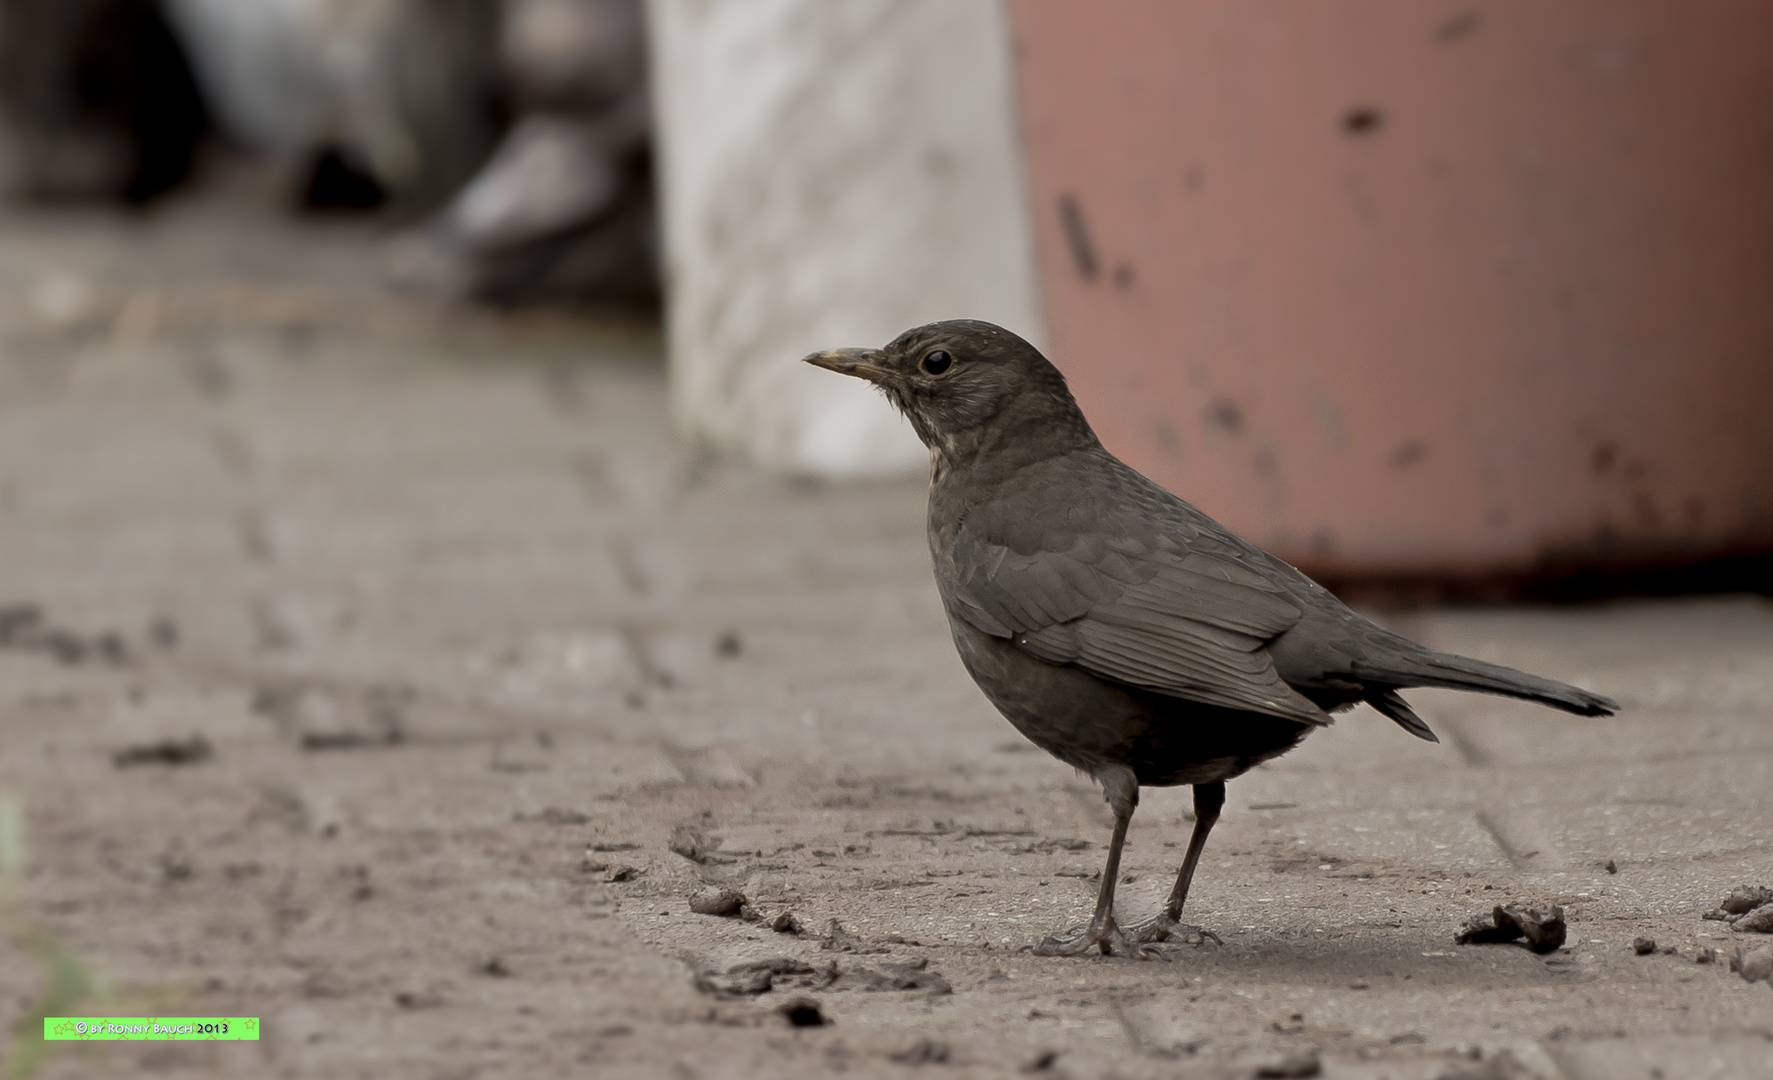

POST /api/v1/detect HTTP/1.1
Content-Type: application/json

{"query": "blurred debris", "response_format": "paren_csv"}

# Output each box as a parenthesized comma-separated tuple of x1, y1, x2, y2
(113, 735, 212, 768)
(1434, 1049, 1540, 1080)
(1732, 946, 1773, 984)
(0, 604, 128, 666)
(668, 823, 717, 864)
(695, 957, 828, 997)
(1632, 937, 1656, 955)
(250, 682, 409, 750)
(1454, 904, 1567, 953)
(387, 0, 655, 303)
(887, 1038, 950, 1065)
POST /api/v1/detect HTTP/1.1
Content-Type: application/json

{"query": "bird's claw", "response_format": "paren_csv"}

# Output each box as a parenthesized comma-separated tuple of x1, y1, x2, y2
(1124, 913, 1222, 946)
(1033, 919, 1169, 960)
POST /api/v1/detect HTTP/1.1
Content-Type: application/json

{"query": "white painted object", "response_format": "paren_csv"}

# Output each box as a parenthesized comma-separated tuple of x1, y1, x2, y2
(645, 0, 1042, 477)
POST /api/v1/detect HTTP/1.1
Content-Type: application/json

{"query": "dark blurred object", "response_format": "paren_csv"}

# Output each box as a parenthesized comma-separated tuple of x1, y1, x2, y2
(0, 0, 208, 202)
(388, 0, 656, 304)
(161, 0, 502, 213)
(304, 146, 389, 211)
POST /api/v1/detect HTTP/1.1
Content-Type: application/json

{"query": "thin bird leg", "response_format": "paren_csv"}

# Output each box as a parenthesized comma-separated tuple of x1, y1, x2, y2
(1034, 768, 1162, 959)
(1129, 781, 1226, 945)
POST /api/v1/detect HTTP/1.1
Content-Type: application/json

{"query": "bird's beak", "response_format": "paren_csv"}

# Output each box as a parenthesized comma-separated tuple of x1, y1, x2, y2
(803, 347, 892, 384)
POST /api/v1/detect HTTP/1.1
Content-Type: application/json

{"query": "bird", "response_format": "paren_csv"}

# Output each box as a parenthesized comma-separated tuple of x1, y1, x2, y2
(805, 319, 1618, 959)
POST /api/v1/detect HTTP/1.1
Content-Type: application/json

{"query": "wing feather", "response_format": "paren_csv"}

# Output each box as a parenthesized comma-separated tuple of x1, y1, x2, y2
(951, 508, 1328, 726)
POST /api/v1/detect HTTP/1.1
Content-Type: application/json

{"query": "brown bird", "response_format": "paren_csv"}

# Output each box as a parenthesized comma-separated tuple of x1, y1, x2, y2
(806, 319, 1617, 958)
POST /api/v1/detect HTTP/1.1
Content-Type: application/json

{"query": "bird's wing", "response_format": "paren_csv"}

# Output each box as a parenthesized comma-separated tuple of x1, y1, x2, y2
(950, 487, 1330, 726)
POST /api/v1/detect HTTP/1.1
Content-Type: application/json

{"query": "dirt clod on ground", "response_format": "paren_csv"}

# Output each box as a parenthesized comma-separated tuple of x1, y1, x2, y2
(1733, 906, 1773, 934)
(775, 996, 828, 1027)
(770, 911, 804, 934)
(112, 735, 213, 767)
(1720, 885, 1773, 914)
(835, 957, 951, 995)
(688, 885, 746, 916)
(1254, 1049, 1321, 1078)
(822, 918, 885, 953)
(1703, 884, 1773, 929)
(1633, 937, 1656, 955)
(695, 957, 831, 997)
(1731, 946, 1773, 984)
(1454, 904, 1567, 953)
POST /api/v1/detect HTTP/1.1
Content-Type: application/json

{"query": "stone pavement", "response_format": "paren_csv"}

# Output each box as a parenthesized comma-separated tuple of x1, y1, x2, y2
(0, 205, 1769, 1080)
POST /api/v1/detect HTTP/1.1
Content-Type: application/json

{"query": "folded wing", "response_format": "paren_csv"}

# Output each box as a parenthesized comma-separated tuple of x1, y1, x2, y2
(951, 511, 1330, 726)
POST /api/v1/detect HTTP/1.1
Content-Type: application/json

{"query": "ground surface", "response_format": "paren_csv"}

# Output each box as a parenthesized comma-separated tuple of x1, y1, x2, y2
(0, 202, 1769, 1080)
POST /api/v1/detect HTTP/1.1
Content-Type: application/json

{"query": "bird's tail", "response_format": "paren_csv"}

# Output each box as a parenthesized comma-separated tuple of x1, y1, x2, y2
(1358, 647, 1618, 718)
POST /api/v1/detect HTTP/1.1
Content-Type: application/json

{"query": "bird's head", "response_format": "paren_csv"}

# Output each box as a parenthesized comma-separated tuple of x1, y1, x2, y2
(804, 319, 1095, 466)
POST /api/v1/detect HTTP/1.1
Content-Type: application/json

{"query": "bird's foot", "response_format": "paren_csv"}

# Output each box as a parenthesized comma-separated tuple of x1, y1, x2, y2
(1124, 913, 1223, 947)
(1032, 916, 1167, 960)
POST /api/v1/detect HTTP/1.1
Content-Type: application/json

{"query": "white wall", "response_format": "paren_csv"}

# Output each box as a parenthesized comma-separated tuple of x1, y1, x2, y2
(645, 0, 1042, 477)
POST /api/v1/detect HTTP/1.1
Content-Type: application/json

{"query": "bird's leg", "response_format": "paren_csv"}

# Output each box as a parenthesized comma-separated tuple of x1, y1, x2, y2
(1129, 781, 1225, 945)
(1034, 768, 1161, 959)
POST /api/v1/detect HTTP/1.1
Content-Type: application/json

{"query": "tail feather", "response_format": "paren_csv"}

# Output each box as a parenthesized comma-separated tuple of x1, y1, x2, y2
(1367, 689, 1438, 742)
(1358, 649, 1618, 717)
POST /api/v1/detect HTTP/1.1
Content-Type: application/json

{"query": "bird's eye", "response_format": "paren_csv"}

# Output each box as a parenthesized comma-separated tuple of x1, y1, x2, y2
(921, 350, 953, 376)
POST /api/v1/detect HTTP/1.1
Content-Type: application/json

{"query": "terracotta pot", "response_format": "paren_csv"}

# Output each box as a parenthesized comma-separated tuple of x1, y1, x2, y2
(1008, 0, 1773, 579)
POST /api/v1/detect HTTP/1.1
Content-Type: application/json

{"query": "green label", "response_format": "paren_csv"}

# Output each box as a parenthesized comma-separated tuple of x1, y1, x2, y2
(42, 1018, 259, 1041)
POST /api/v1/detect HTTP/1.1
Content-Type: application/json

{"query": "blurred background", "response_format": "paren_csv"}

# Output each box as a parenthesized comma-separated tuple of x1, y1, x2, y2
(3, 0, 1767, 594)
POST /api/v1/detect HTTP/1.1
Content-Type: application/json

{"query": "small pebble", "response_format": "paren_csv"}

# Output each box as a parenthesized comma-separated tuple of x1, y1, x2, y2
(1633, 937, 1656, 955)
